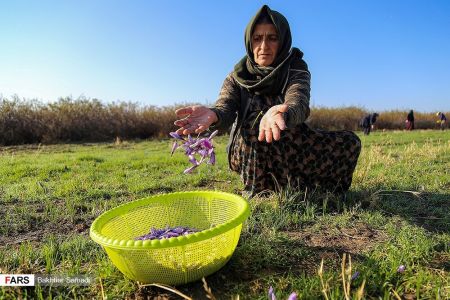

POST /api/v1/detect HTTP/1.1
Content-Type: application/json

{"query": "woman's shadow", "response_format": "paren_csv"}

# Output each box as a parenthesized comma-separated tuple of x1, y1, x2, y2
(138, 186, 449, 299)
(346, 187, 449, 234)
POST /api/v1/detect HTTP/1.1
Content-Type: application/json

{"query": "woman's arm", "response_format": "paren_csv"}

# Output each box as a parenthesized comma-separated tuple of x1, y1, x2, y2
(209, 74, 241, 131)
(258, 67, 311, 143)
(283, 69, 311, 127)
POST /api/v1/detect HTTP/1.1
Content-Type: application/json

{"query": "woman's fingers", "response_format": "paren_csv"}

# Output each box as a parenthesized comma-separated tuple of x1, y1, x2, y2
(174, 107, 193, 129)
(258, 128, 265, 141)
(258, 116, 285, 143)
(274, 116, 286, 131)
(174, 119, 188, 127)
(265, 128, 273, 143)
(182, 125, 197, 135)
(174, 106, 218, 136)
(273, 105, 287, 130)
(256, 104, 289, 143)
(175, 107, 193, 117)
(195, 124, 208, 134)
(272, 124, 281, 141)
(175, 123, 198, 135)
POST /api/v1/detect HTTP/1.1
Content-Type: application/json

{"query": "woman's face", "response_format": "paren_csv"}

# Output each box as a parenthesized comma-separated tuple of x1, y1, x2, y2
(251, 23, 279, 67)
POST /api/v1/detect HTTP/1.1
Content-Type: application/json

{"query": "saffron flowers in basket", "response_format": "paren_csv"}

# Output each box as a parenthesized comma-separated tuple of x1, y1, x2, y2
(135, 226, 199, 240)
(170, 130, 219, 174)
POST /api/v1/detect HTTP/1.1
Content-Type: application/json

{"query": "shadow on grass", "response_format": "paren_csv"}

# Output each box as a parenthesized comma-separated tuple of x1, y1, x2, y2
(347, 188, 450, 234)
(167, 186, 449, 299)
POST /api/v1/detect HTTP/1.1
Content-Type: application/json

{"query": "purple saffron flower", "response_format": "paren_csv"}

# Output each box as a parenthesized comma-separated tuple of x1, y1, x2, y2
(135, 226, 199, 240)
(351, 271, 360, 281)
(189, 139, 202, 149)
(170, 142, 178, 156)
(169, 132, 184, 140)
(268, 286, 276, 300)
(184, 165, 198, 174)
(173, 227, 184, 234)
(208, 130, 219, 140)
(198, 149, 208, 157)
(209, 151, 216, 165)
(170, 129, 218, 174)
(202, 139, 213, 149)
(184, 146, 194, 156)
(397, 265, 406, 273)
(287, 292, 297, 300)
(188, 154, 198, 165)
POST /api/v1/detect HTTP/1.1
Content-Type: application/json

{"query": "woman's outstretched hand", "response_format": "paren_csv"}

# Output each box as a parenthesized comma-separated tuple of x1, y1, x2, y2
(174, 105, 218, 135)
(258, 104, 288, 143)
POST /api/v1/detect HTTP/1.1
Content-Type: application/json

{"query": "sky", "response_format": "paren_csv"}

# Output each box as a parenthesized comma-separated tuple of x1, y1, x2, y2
(1, 0, 449, 112)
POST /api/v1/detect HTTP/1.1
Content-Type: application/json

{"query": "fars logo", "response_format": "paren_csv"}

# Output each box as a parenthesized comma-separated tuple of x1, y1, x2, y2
(0, 274, 35, 286)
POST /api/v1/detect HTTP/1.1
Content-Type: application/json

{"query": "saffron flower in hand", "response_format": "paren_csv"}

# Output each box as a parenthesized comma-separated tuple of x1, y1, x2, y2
(170, 130, 218, 174)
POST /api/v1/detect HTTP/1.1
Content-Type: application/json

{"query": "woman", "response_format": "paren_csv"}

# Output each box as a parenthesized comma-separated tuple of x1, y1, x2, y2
(174, 5, 361, 197)
(405, 110, 414, 130)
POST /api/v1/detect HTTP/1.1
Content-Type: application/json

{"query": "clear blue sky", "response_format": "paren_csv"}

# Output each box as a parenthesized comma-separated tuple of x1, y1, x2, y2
(1, 0, 449, 112)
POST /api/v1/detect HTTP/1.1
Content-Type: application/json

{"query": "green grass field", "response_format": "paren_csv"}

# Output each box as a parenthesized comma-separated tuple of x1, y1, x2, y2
(0, 130, 449, 299)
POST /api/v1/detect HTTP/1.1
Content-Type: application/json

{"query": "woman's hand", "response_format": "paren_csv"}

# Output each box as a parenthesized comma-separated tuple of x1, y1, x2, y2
(174, 105, 218, 135)
(258, 104, 288, 143)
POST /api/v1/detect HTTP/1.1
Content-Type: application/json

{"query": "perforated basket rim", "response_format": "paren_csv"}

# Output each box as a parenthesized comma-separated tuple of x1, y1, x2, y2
(89, 190, 250, 250)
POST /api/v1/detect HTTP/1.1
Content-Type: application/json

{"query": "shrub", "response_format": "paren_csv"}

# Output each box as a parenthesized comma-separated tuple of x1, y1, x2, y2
(0, 96, 446, 145)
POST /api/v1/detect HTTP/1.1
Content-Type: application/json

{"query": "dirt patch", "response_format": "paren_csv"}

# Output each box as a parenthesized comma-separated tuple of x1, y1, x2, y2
(428, 252, 450, 272)
(0, 219, 91, 248)
(139, 186, 175, 194)
(288, 223, 385, 251)
(283, 222, 387, 263)
(0, 199, 92, 248)
(193, 178, 232, 188)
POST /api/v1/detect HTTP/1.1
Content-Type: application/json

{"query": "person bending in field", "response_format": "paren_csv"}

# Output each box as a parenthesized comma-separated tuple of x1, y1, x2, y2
(436, 112, 447, 130)
(173, 5, 361, 197)
(360, 113, 379, 135)
(405, 110, 415, 130)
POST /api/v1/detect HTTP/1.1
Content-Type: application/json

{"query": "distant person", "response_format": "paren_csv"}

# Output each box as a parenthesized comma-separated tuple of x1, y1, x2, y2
(173, 5, 362, 197)
(405, 110, 415, 130)
(360, 113, 379, 135)
(436, 112, 447, 130)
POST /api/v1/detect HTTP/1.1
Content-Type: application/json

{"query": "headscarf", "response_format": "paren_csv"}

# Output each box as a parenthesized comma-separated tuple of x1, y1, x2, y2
(232, 5, 308, 95)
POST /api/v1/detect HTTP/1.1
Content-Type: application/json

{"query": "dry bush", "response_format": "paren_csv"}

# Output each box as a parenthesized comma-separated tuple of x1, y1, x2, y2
(308, 106, 445, 131)
(0, 96, 47, 145)
(0, 96, 447, 146)
(376, 110, 439, 130)
(308, 106, 367, 131)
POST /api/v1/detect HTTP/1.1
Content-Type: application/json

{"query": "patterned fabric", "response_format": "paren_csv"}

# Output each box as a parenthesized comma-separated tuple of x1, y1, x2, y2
(229, 94, 361, 195)
(212, 71, 361, 196)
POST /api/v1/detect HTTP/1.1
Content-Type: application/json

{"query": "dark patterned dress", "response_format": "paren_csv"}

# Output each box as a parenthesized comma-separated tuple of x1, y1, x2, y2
(230, 95, 361, 195)
(211, 72, 361, 196)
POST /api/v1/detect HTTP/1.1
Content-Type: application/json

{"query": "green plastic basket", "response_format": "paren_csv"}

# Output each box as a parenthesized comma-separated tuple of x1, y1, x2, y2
(90, 191, 250, 285)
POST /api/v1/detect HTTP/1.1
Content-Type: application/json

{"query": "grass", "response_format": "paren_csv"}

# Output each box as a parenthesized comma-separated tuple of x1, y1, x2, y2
(0, 129, 449, 299)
